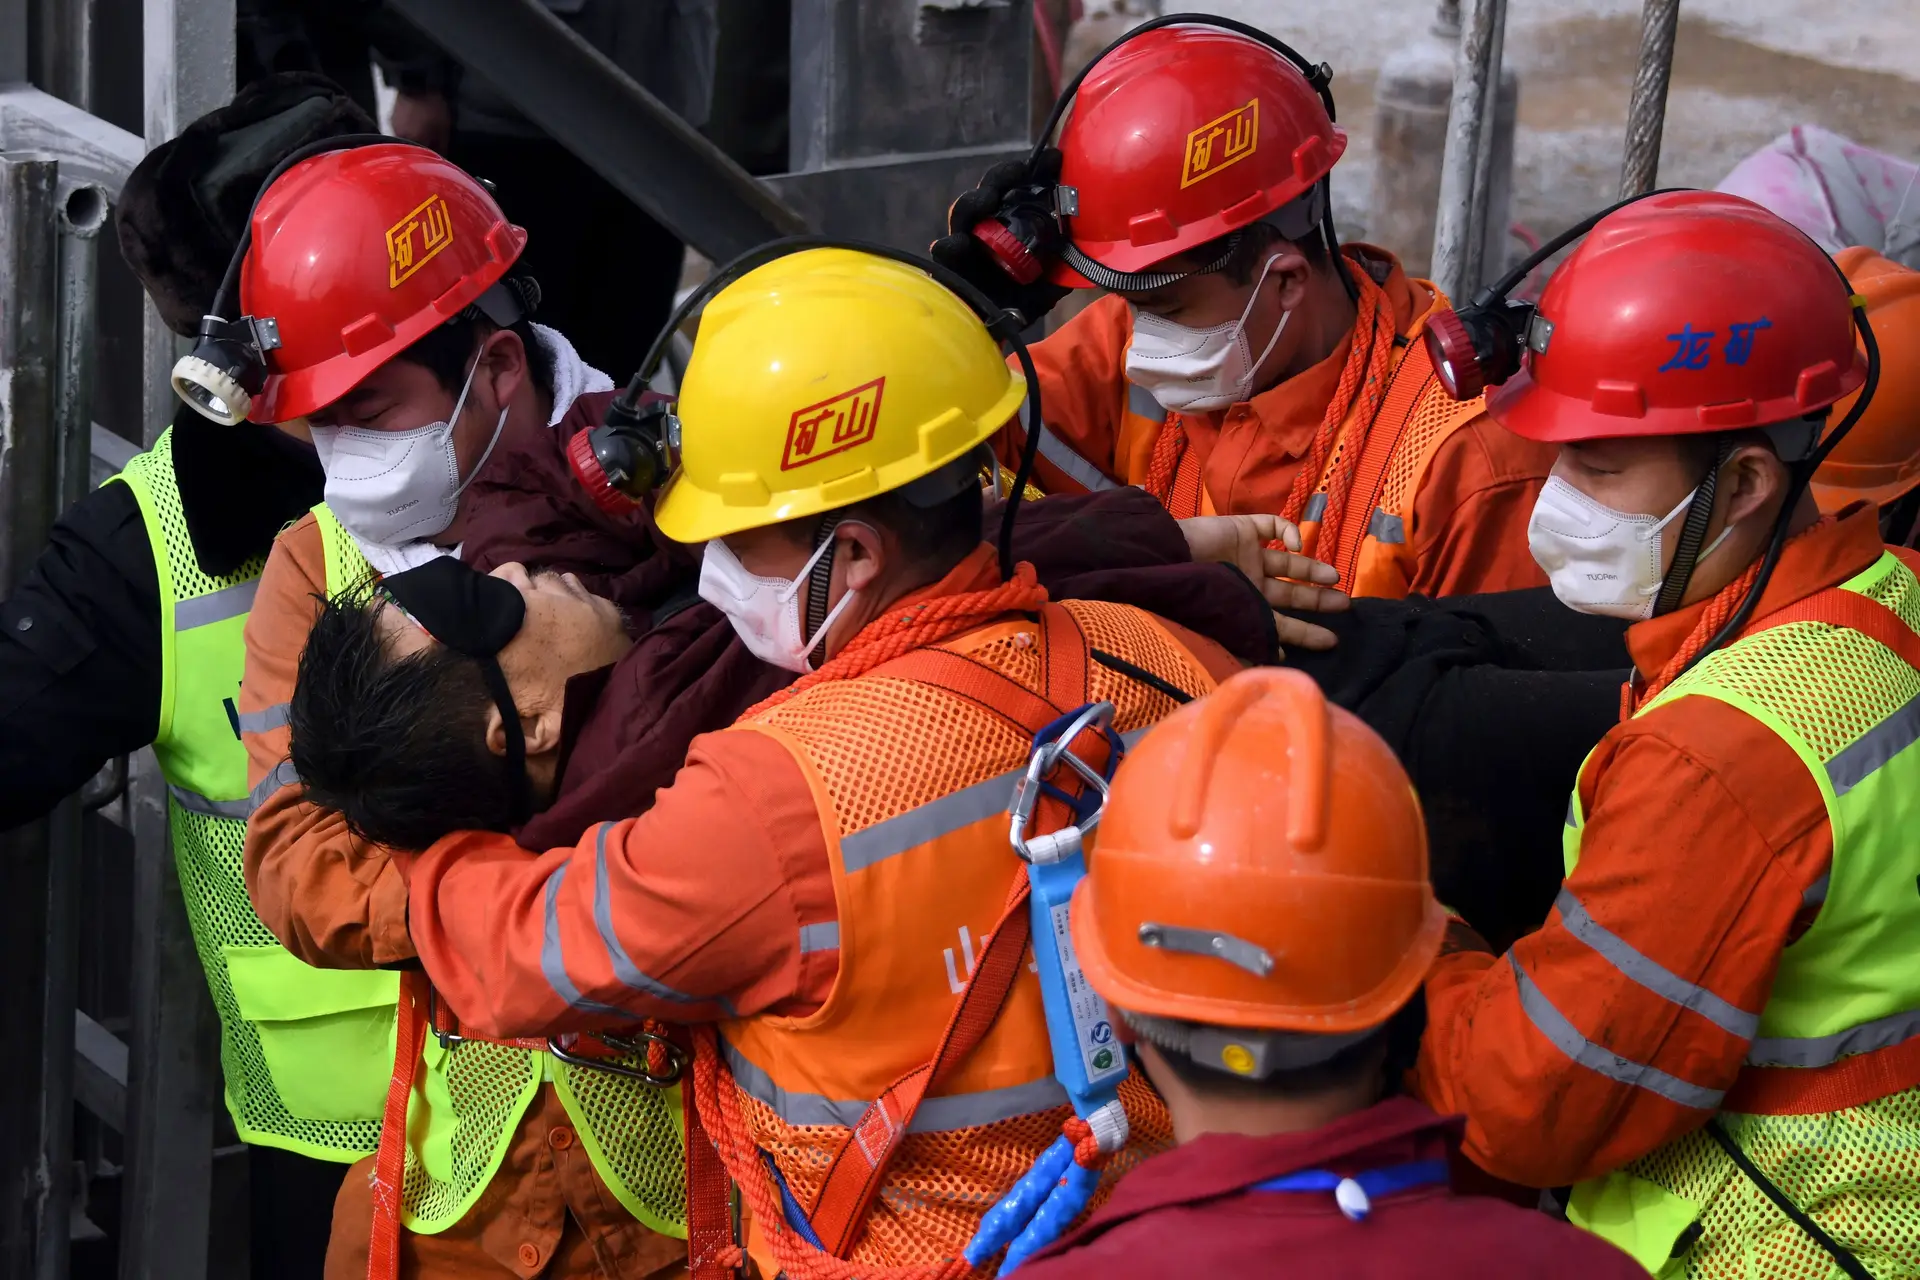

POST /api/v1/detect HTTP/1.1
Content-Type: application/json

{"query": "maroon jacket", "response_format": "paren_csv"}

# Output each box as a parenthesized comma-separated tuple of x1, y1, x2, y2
(1017, 1098, 1642, 1280)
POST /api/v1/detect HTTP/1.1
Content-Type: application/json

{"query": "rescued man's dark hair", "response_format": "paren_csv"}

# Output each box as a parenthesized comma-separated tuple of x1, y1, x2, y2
(288, 589, 519, 851)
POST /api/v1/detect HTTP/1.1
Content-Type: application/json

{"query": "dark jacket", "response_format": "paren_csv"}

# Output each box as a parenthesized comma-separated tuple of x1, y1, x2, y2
(1016, 1096, 1644, 1280)
(0, 411, 322, 830)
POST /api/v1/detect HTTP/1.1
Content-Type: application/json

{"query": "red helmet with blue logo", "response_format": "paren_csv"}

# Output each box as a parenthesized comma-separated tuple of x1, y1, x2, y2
(1489, 191, 1867, 444)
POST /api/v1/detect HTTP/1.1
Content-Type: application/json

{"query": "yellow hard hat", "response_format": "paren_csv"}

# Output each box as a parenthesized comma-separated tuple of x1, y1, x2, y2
(652, 248, 1028, 544)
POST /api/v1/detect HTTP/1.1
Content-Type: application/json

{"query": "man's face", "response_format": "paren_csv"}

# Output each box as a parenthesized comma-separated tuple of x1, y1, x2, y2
(308, 332, 519, 542)
(383, 562, 631, 722)
(1551, 436, 1713, 578)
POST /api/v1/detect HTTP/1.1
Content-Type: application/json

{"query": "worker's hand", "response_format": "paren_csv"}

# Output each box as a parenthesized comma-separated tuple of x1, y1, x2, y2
(1180, 514, 1348, 652)
(391, 89, 454, 154)
(929, 148, 1074, 324)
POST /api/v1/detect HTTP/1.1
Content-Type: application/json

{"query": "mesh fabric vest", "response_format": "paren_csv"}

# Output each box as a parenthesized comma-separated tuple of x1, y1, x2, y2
(720, 599, 1219, 1270)
(1126, 335, 1483, 597)
(1560, 549, 1920, 1278)
(110, 430, 395, 1162)
(311, 505, 687, 1237)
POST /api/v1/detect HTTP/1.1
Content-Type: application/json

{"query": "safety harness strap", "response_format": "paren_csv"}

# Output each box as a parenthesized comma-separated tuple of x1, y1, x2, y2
(367, 972, 431, 1280)
(1322, 338, 1440, 592)
(802, 603, 1095, 1259)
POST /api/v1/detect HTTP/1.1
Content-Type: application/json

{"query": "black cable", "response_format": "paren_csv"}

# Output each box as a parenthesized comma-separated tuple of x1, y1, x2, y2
(1653, 439, 1731, 617)
(1703, 1122, 1873, 1280)
(1685, 298, 1881, 673)
(1090, 649, 1194, 705)
(999, 340, 1046, 582)
(1473, 187, 1688, 309)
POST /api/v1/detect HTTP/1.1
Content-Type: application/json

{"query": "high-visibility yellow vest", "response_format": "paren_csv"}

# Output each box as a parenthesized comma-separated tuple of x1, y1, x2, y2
(311, 505, 687, 1237)
(1562, 549, 1920, 1278)
(110, 429, 397, 1162)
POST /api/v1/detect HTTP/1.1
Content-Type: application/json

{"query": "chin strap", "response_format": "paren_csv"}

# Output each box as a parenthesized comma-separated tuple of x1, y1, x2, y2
(1653, 439, 1734, 617)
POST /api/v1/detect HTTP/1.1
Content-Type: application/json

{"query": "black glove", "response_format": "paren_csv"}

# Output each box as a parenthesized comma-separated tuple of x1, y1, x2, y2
(930, 148, 1075, 324)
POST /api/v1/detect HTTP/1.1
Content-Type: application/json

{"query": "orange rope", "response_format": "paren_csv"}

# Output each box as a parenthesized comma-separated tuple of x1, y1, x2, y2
(1279, 255, 1397, 549)
(745, 564, 1050, 717)
(1141, 418, 1184, 511)
(692, 1030, 970, 1280)
(1627, 515, 1836, 715)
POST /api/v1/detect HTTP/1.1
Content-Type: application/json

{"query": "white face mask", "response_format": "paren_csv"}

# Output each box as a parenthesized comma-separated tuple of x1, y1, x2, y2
(1124, 254, 1291, 414)
(1528, 475, 1736, 620)
(698, 530, 860, 674)
(309, 352, 509, 547)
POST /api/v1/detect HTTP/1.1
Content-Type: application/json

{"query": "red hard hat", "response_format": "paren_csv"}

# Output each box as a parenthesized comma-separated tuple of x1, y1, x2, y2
(240, 144, 528, 423)
(1051, 25, 1344, 287)
(1490, 191, 1866, 445)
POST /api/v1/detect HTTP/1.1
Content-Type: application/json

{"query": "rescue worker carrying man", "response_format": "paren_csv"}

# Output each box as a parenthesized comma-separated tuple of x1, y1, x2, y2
(1416, 191, 1920, 1278)
(931, 16, 1556, 598)
(1015, 667, 1642, 1279)
(393, 247, 1248, 1277)
(219, 143, 688, 1277)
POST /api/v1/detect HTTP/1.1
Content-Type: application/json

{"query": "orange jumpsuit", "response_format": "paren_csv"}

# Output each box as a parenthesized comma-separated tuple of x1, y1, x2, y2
(1004, 248, 1555, 597)
(1416, 509, 1883, 1185)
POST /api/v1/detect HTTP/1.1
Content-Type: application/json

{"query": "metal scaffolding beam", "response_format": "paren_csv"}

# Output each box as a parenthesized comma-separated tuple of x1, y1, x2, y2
(389, 0, 810, 263)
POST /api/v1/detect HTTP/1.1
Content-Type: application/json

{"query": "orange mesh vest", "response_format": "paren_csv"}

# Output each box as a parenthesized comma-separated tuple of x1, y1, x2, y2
(718, 600, 1219, 1271)
(1090, 290, 1486, 600)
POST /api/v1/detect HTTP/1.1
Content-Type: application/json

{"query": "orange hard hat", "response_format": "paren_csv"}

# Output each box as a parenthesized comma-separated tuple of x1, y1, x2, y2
(1813, 247, 1920, 512)
(240, 143, 528, 423)
(1072, 667, 1442, 1035)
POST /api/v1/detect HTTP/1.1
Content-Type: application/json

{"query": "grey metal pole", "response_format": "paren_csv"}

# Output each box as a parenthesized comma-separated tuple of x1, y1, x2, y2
(54, 180, 107, 507)
(1429, 0, 1507, 301)
(0, 0, 25, 84)
(1619, 0, 1682, 197)
(0, 149, 63, 1280)
(387, 0, 810, 262)
(1462, 0, 1509, 289)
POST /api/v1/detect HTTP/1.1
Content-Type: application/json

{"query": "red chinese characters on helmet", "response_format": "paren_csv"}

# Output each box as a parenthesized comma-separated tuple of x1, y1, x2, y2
(1490, 191, 1868, 444)
(240, 143, 528, 423)
(1050, 26, 1345, 285)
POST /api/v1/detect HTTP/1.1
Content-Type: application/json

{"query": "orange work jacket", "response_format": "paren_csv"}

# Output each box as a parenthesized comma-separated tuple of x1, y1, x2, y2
(717, 598, 1221, 1273)
(1001, 249, 1555, 599)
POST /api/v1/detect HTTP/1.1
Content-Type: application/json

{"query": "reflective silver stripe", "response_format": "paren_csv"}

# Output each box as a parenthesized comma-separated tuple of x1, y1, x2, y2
(1746, 1004, 1920, 1068)
(1565, 797, 1578, 829)
(1508, 954, 1725, 1110)
(1303, 493, 1328, 523)
(1017, 401, 1119, 492)
(247, 758, 300, 814)
(542, 860, 632, 1019)
(167, 784, 252, 821)
(720, 1035, 1068, 1132)
(839, 728, 1151, 875)
(588, 823, 732, 1014)
(173, 579, 258, 630)
(1801, 870, 1830, 908)
(1554, 889, 1760, 1039)
(1828, 691, 1920, 796)
(841, 767, 1020, 874)
(798, 922, 840, 954)
(1366, 509, 1406, 545)
(236, 703, 290, 735)
(1125, 381, 1167, 423)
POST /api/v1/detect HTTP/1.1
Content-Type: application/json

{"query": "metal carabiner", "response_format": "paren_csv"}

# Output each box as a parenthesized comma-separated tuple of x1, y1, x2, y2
(545, 1027, 688, 1088)
(423, 984, 464, 1051)
(1010, 701, 1119, 864)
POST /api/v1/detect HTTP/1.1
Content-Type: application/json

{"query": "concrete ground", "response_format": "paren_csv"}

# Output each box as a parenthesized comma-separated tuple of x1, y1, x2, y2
(1185, 0, 1920, 270)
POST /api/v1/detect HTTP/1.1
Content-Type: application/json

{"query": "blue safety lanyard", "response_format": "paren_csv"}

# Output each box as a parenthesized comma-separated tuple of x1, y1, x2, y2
(1250, 1157, 1451, 1221)
(966, 702, 1129, 1277)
